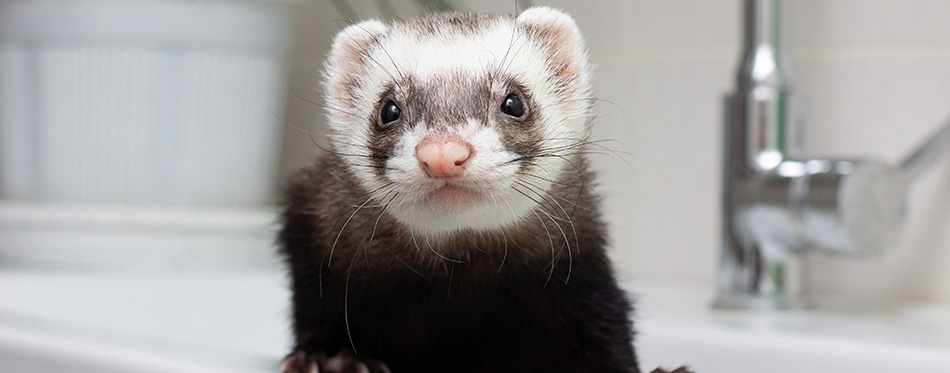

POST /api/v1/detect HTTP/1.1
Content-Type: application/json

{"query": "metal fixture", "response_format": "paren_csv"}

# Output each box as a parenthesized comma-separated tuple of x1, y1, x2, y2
(715, 0, 950, 309)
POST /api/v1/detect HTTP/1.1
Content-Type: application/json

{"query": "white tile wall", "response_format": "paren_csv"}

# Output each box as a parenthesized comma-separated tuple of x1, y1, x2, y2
(790, 0, 950, 302)
(278, 0, 950, 303)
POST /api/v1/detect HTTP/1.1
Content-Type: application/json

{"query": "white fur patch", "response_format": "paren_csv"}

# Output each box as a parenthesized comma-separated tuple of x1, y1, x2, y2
(384, 119, 527, 234)
(322, 7, 592, 237)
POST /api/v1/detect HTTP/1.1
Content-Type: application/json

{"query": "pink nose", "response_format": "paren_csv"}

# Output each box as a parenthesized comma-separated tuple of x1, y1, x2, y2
(416, 138, 473, 178)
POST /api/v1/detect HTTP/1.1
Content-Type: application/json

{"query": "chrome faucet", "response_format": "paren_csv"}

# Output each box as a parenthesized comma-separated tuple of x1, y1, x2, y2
(715, 0, 950, 309)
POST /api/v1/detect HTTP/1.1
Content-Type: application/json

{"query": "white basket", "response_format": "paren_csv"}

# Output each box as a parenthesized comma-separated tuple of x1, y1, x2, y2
(0, 0, 299, 207)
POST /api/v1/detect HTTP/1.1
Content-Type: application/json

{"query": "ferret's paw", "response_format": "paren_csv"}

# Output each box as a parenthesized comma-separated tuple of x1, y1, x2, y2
(649, 367, 695, 373)
(280, 349, 390, 373)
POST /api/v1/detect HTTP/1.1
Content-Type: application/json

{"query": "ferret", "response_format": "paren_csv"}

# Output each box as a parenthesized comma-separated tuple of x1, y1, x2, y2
(278, 7, 690, 373)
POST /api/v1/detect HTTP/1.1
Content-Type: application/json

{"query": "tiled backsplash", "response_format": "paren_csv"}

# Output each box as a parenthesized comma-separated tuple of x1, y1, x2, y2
(279, 0, 950, 303)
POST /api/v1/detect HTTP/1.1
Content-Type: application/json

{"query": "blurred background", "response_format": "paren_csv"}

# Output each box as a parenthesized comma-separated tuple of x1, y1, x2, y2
(0, 0, 949, 371)
(1, 0, 950, 300)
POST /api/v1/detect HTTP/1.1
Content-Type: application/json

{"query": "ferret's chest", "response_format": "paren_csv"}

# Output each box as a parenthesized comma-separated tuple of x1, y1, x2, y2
(338, 229, 575, 280)
(343, 265, 562, 330)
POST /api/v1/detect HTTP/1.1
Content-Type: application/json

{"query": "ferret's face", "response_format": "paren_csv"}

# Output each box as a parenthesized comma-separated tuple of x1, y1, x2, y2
(323, 8, 591, 236)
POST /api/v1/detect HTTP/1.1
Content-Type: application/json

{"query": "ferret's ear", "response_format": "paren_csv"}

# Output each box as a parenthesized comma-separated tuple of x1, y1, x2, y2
(516, 7, 590, 87)
(326, 20, 388, 100)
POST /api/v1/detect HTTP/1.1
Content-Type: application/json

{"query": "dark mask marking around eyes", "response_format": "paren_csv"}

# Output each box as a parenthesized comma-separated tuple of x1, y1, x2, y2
(365, 74, 547, 179)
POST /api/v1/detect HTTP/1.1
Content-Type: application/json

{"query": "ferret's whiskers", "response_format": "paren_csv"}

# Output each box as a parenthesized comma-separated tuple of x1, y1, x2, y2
(493, 7, 522, 78)
(501, 37, 533, 77)
(512, 183, 571, 274)
(497, 228, 510, 273)
(516, 172, 600, 204)
(469, 233, 488, 254)
(554, 154, 588, 218)
(541, 208, 571, 283)
(329, 140, 391, 160)
(289, 86, 365, 121)
(330, 194, 379, 266)
(424, 235, 464, 264)
(321, 183, 393, 245)
(498, 193, 520, 229)
(446, 263, 455, 300)
(518, 178, 581, 222)
(343, 237, 364, 355)
(372, 31, 406, 83)
(531, 209, 557, 287)
(269, 104, 324, 153)
(410, 229, 423, 252)
(513, 152, 590, 219)
(338, 182, 395, 209)
(515, 180, 566, 222)
(488, 187, 501, 212)
(369, 188, 400, 242)
(337, 20, 404, 91)
(517, 180, 578, 283)
(380, 239, 430, 280)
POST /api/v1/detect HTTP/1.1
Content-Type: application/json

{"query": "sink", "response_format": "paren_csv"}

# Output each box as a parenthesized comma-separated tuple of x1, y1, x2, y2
(634, 283, 950, 373)
(0, 272, 283, 373)
(0, 271, 947, 373)
(639, 316, 950, 373)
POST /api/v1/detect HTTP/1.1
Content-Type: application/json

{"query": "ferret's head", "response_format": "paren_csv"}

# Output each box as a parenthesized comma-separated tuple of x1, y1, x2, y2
(323, 7, 592, 236)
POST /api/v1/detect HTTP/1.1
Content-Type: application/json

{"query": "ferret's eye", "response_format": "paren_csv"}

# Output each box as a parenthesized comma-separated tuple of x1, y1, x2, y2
(379, 101, 401, 127)
(500, 94, 525, 117)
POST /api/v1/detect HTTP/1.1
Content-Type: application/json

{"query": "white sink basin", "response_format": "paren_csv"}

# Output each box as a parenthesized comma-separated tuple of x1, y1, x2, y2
(640, 319, 950, 373)
(634, 283, 950, 373)
(0, 272, 284, 373)
(0, 272, 948, 373)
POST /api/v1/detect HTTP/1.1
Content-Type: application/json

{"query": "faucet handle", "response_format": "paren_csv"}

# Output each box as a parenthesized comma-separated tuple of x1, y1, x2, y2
(898, 119, 950, 185)
(809, 119, 950, 256)
(836, 160, 906, 255)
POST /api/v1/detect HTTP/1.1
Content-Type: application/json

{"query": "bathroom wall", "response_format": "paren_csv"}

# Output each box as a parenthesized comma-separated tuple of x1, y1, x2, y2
(279, 0, 950, 303)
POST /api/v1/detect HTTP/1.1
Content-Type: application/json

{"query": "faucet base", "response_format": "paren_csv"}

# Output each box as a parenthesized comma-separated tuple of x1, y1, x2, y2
(712, 292, 812, 311)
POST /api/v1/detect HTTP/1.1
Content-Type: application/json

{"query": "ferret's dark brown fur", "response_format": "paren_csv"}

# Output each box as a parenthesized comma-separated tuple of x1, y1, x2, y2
(280, 151, 639, 372)
(277, 7, 691, 373)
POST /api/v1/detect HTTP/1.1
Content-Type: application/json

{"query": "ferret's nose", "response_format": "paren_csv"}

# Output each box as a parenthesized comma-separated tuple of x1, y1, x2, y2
(416, 138, 473, 178)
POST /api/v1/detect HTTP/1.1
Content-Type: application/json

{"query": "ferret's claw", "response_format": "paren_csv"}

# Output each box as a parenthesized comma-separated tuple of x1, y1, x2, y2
(650, 367, 695, 373)
(280, 350, 321, 373)
(280, 349, 389, 373)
